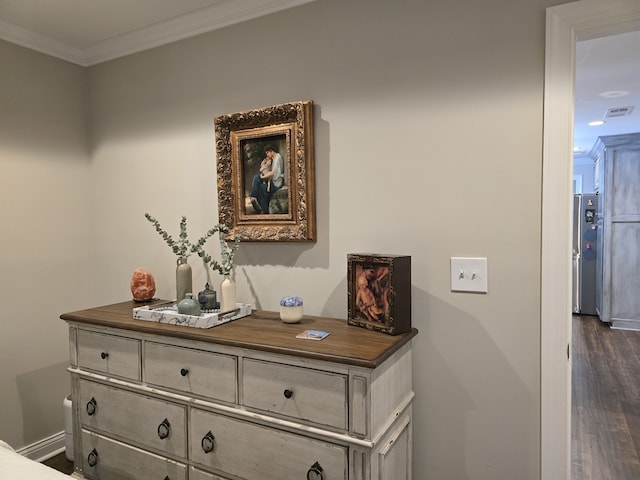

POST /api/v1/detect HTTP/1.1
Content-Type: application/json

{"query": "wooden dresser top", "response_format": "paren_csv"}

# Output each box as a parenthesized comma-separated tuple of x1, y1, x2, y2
(61, 301, 417, 369)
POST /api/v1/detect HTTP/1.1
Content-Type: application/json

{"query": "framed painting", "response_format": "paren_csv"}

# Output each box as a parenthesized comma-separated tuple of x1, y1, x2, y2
(215, 101, 316, 242)
(347, 253, 412, 335)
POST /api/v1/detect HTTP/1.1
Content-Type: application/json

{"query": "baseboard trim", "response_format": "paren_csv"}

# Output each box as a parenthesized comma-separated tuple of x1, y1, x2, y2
(611, 319, 640, 331)
(16, 432, 65, 462)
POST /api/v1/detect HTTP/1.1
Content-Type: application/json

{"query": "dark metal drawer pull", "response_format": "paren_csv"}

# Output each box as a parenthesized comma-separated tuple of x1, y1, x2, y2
(201, 431, 215, 453)
(307, 461, 324, 480)
(100, 352, 109, 359)
(283, 389, 293, 399)
(86, 397, 97, 416)
(157, 418, 171, 439)
(87, 449, 98, 467)
(180, 368, 189, 377)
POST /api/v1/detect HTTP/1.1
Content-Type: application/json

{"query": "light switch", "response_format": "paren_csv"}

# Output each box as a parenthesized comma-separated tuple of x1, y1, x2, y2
(450, 257, 488, 293)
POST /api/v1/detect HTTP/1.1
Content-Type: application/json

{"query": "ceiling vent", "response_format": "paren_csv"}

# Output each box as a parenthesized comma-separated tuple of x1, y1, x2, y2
(605, 106, 634, 118)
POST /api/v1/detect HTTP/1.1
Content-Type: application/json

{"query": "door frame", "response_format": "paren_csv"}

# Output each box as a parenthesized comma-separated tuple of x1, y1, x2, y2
(542, 1, 640, 479)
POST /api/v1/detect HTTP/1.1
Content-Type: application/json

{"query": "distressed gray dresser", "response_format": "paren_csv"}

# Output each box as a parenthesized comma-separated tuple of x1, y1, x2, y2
(62, 301, 417, 479)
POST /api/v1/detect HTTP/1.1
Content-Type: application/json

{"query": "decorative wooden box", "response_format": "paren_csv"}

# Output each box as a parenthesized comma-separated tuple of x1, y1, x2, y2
(347, 253, 412, 335)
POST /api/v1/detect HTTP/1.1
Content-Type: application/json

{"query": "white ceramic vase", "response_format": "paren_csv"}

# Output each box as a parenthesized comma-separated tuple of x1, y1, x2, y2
(220, 276, 236, 312)
(280, 305, 304, 323)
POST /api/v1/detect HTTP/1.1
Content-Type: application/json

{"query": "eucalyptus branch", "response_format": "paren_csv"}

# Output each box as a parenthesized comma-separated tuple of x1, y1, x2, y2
(145, 214, 245, 276)
(190, 225, 221, 252)
(218, 226, 246, 276)
(191, 224, 246, 277)
(195, 250, 225, 276)
(144, 213, 192, 258)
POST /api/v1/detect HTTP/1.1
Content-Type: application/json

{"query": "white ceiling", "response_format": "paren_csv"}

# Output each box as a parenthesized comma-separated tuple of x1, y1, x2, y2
(0, 0, 638, 159)
(574, 30, 640, 161)
(0, 0, 315, 65)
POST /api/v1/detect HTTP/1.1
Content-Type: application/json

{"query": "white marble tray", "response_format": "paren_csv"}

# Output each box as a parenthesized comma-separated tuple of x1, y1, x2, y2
(133, 302, 252, 329)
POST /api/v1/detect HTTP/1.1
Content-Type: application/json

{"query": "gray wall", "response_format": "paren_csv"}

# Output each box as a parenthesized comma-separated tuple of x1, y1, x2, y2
(574, 160, 596, 193)
(0, 0, 573, 477)
(0, 41, 92, 447)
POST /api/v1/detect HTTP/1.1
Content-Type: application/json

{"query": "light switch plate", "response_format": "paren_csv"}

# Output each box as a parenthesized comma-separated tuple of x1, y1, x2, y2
(450, 257, 488, 293)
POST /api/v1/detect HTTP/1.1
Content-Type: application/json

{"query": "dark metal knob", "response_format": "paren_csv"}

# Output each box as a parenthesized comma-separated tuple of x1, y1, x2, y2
(157, 418, 171, 439)
(201, 431, 215, 453)
(86, 397, 97, 416)
(180, 368, 189, 377)
(100, 352, 109, 359)
(87, 449, 98, 467)
(283, 389, 293, 399)
(307, 461, 324, 480)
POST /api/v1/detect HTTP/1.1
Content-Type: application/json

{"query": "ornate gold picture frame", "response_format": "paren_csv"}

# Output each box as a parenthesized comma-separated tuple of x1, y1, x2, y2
(215, 101, 316, 242)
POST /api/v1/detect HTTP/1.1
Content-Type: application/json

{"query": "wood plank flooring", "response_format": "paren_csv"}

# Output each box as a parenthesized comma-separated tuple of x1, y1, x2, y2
(42, 451, 74, 475)
(572, 314, 640, 480)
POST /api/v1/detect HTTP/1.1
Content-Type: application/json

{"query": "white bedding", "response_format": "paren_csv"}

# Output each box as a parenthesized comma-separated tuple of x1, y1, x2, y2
(0, 441, 71, 479)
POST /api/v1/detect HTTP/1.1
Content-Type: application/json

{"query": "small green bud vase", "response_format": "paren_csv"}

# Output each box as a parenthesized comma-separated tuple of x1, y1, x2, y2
(177, 293, 201, 316)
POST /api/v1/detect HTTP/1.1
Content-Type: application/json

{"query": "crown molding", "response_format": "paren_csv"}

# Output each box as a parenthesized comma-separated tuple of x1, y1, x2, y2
(0, 18, 86, 64)
(0, 0, 316, 66)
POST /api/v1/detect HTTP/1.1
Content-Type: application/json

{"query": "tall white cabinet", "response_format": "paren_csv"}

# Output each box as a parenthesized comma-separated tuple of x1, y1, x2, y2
(592, 132, 640, 330)
(62, 301, 417, 479)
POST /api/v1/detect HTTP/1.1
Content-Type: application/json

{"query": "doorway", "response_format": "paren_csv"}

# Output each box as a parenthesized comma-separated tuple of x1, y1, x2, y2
(542, 1, 640, 479)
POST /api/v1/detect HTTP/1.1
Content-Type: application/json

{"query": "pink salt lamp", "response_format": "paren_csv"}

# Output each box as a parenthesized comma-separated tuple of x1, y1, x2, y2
(131, 268, 156, 302)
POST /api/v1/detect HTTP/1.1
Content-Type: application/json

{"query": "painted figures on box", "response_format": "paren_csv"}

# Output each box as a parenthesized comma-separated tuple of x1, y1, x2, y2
(355, 264, 389, 322)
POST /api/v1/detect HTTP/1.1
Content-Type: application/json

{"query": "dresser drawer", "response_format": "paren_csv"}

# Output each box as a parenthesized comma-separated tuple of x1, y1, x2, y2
(144, 342, 237, 403)
(80, 430, 187, 480)
(77, 330, 141, 380)
(189, 467, 229, 480)
(190, 408, 347, 480)
(242, 358, 347, 430)
(79, 379, 186, 458)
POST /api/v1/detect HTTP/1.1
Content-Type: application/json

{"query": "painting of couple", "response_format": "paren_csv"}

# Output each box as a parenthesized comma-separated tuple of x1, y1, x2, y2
(242, 135, 288, 215)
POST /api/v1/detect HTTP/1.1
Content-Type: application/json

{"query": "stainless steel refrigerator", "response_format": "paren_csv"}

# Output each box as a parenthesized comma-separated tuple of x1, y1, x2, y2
(572, 193, 598, 315)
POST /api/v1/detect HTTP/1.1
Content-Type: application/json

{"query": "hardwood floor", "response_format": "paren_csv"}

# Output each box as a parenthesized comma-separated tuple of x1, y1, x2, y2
(42, 451, 74, 475)
(572, 314, 640, 480)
